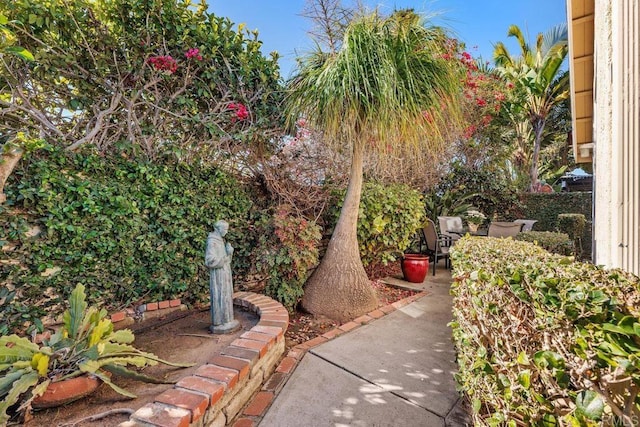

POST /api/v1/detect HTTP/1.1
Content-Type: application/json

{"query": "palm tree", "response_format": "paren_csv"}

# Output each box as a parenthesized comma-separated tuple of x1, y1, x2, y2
(285, 9, 462, 321)
(493, 24, 569, 191)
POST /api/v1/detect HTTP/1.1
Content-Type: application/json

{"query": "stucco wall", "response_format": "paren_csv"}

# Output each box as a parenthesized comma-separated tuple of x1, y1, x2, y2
(593, 0, 616, 268)
(593, 0, 640, 275)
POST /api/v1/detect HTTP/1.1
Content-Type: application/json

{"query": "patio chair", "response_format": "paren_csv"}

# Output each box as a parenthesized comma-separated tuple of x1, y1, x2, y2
(514, 219, 538, 232)
(437, 216, 465, 243)
(487, 221, 524, 238)
(420, 218, 452, 275)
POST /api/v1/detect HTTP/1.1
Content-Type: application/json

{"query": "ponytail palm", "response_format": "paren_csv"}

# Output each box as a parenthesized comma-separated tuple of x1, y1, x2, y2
(285, 9, 462, 321)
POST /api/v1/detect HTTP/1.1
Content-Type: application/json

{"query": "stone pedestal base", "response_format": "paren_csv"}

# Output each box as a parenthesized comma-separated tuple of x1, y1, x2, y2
(210, 319, 241, 334)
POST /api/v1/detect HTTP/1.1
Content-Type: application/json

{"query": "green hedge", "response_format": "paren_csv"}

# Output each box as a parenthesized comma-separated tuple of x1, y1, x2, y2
(254, 206, 321, 312)
(0, 145, 254, 334)
(517, 192, 592, 259)
(515, 231, 573, 255)
(450, 236, 640, 426)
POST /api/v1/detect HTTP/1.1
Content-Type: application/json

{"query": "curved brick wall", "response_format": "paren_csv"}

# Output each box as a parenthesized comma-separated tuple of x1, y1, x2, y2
(116, 288, 428, 427)
(118, 291, 288, 427)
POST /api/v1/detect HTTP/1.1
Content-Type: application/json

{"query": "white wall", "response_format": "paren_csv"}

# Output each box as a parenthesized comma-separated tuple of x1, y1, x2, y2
(593, 0, 640, 275)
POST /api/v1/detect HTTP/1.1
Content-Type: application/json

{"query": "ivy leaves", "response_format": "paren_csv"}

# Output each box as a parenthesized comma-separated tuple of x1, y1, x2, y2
(450, 237, 640, 425)
(1, 145, 252, 333)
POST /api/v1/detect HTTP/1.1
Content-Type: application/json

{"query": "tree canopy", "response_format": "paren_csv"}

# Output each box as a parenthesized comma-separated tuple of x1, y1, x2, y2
(0, 0, 283, 162)
(286, 8, 463, 321)
(493, 24, 569, 191)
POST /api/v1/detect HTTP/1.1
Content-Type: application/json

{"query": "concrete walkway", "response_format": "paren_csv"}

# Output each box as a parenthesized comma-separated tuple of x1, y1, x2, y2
(259, 268, 470, 427)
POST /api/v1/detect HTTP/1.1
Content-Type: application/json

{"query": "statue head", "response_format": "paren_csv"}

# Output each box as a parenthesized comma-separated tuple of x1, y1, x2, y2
(214, 220, 229, 237)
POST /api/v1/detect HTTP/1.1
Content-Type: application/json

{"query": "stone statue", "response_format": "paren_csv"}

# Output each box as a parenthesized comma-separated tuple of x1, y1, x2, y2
(205, 220, 240, 334)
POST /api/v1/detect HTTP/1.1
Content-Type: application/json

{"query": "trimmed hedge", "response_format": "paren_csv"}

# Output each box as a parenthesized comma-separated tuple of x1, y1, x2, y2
(558, 213, 587, 258)
(517, 192, 592, 259)
(451, 236, 640, 426)
(515, 231, 573, 256)
(0, 145, 255, 334)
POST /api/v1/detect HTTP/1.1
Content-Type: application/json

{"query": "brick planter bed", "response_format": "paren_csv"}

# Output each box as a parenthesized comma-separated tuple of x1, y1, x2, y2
(117, 288, 428, 427)
(118, 291, 288, 427)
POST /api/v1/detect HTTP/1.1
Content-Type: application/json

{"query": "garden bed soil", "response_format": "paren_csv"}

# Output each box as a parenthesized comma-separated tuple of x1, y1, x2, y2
(24, 264, 416, 427)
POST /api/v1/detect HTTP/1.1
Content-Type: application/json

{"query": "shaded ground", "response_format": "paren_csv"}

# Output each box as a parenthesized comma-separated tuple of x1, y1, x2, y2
(24, 262, 416, 427)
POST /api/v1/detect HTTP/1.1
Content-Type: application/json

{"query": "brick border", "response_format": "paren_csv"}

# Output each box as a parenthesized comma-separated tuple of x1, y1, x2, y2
(230, 290, 428, 427)
(118, 292, 288, 427)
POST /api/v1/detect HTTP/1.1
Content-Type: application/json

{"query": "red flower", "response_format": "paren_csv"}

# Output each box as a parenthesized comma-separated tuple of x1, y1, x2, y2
(476, 98, 487, 107)
(185, 48, 203, 61)
(228, 102, 249, 121)
(148, 55, 178, 74)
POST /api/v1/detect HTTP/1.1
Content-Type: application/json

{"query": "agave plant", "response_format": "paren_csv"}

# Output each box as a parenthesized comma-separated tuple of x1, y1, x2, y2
(423, 188, 478, 223)
(0, 284, 192, 424)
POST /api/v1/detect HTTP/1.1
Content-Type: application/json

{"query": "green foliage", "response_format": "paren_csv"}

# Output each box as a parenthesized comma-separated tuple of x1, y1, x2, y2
(331, 182, 426, 266)
(558, 213, 586, 258)
(557, 213, 587, 239)
(254, 207, 321, 312)
(515, 231, 573, 256)
(494, 24, 570, 190)
(450, 236, 640, 426)
(0, 284, 191, 424)
(1, 0, 282, 157)
(0, 12, 33, 61)
(518, 192, 592, 230)
(423, 188, 475, 224)
(286, 9, 462, 155)
(0, 144, 252, 333)
(426, 162, 521, 221)
(518, 192, 592, 259)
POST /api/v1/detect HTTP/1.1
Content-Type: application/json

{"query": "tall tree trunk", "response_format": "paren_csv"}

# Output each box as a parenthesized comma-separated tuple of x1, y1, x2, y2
(0, 146, 24, 204)
(529, 118, 546, 192)
(301, 140, 378, 322)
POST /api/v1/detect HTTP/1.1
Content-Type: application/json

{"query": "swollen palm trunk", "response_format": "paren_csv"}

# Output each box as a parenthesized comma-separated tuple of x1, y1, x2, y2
(301, 142, 378, 322)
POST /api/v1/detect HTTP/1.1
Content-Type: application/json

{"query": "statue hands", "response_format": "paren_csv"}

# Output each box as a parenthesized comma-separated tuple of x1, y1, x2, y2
(225, 242, 234, 256)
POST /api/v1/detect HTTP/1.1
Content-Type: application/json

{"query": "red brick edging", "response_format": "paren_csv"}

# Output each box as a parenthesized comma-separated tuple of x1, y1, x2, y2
(113, 289, 428, 427)
(230, 290, 428, 427)
(118, 292, 288, 427)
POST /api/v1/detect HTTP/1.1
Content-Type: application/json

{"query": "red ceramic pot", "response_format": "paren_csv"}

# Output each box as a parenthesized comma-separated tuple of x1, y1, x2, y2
(401, 254, 429, 283)
(32, 374, 102, 409)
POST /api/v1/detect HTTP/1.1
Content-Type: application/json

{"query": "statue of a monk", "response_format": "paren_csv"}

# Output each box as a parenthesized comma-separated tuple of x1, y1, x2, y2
(205, 220, 240, 333)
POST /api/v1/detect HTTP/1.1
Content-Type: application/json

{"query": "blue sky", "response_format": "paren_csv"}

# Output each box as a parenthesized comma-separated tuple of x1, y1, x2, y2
(209, 0, 567, 78)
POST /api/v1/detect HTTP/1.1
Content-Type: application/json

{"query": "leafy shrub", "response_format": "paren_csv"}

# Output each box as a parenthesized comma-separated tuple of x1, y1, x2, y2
(423, 188, 476, 223)
(450, 237, 640, 426)
(558, 213, 586, 257)
(515, 231, 573, 255)
(0, 145, 252, 333)
(557, 213, 586, 239)
(518, 192, 592, 259)
(428, 162, 522, 220)
(518, 193, 592, 230)
(254, 206, 321, 312)
(331, 182, 425, 266)
(1, 0, 282, 158)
